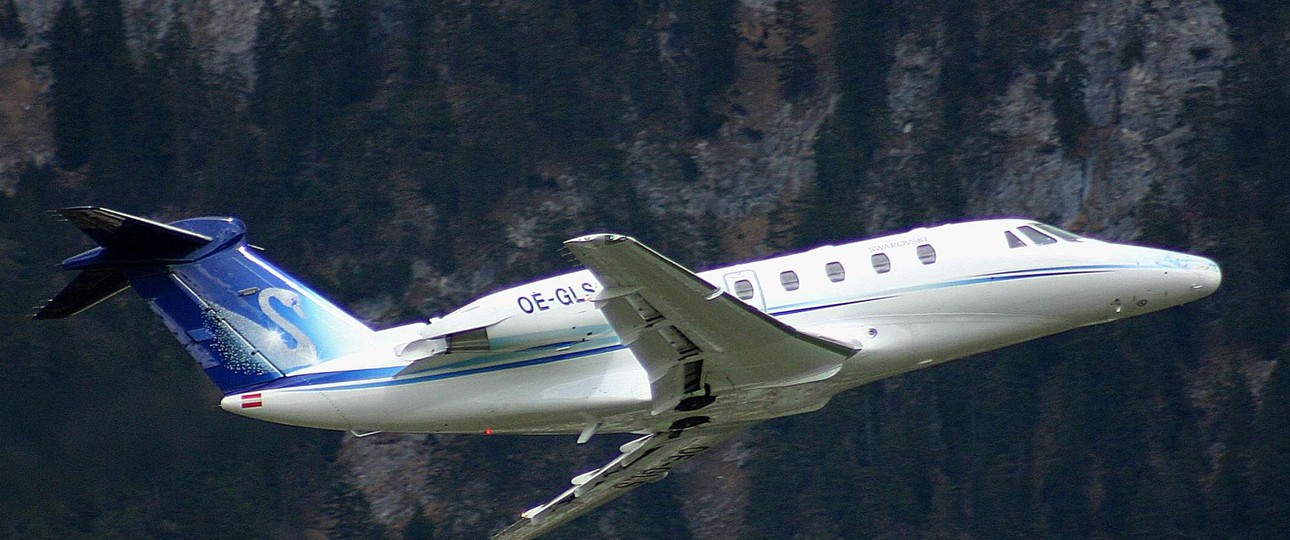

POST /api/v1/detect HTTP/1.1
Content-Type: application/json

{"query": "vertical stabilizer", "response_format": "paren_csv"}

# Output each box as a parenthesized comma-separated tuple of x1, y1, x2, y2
(36, 207, 374, 394)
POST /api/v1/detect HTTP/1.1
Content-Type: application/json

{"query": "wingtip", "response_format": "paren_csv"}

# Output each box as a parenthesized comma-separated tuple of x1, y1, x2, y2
(52, 205, 100, 217)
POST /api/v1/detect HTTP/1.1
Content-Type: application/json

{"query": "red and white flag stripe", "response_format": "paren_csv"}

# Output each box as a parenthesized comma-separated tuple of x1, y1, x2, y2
(241, 393, 263, 409)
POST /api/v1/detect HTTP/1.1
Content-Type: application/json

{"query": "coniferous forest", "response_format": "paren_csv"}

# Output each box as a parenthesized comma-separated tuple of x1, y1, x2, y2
(0, 0, 1287, 538)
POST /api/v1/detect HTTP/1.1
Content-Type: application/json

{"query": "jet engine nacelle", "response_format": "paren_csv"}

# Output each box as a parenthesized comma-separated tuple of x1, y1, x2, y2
(395, 301, 612, 362)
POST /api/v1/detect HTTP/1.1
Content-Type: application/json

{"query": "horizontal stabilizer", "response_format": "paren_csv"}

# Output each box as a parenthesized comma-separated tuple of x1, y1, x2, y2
(32, 268, 129, 319)
(56, 206, 212, 262)
(34, 207, 217, 320)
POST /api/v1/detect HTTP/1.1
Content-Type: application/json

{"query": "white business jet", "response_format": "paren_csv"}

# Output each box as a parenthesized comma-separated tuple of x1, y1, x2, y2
(35, 207, 1220, 539)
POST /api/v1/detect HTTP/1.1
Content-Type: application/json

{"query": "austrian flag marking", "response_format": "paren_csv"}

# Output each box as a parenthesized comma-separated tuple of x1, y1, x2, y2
(241, 393, 263, 408)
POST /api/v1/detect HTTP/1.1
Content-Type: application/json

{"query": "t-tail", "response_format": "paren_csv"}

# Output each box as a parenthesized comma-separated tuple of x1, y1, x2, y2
(34, 207, 374, 394)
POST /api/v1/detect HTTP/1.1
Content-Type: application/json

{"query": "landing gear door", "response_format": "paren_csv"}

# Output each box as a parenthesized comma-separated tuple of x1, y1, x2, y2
(722, 270, 767, 312)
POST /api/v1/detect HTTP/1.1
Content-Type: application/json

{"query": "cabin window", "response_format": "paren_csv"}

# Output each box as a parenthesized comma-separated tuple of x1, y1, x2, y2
(1033, 223, 1082, 242)
(825, 262, 846, 282)
(1017, 226, 1058, 245)
(780, 271, 800, 291)
(871, 253, 891, 274)
(733, 279, 755, 300)
(1005, 231, 1026, 248)
(917, 244, 937, 264)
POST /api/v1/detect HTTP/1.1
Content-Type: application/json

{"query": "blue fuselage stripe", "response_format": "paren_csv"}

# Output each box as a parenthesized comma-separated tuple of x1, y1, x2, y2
(253, 264, 1136, 393)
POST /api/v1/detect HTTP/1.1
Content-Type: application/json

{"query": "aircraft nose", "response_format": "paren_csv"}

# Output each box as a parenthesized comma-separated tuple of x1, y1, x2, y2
(1191, 257, 1222, 294)
(1139, 249, 1222, 304)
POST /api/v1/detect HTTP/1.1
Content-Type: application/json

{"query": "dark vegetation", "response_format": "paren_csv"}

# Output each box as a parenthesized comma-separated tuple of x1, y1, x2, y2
(0, 0, 1286, 537)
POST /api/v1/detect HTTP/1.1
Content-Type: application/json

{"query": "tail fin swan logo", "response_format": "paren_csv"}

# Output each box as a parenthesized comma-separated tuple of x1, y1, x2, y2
(203, 287, 319, 372)
(258, 287, 318, 369)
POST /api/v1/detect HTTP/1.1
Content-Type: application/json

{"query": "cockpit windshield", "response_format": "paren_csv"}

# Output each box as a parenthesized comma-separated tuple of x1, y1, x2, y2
(1031, 223, 1082, 242)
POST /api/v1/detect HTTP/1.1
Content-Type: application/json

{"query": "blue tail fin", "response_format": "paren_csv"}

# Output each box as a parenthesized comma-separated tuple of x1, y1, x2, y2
(36, 207, 374, 394)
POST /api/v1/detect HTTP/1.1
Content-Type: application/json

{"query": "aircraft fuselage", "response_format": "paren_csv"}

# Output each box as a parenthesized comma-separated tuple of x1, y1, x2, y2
(219, 219, 1220, 437)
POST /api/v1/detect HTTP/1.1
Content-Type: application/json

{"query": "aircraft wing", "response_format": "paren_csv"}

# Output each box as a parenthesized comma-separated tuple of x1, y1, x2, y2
(564, 234, 854, 413)
(492, 423, 747, 540)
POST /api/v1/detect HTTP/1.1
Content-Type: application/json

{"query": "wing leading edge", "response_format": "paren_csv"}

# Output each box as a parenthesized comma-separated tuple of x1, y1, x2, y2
(564, 234, 855, 414)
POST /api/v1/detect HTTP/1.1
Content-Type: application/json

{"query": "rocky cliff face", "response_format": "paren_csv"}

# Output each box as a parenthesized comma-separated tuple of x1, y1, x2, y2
(1, 0, 1274, 538)
(1, 0, 257, 190)
(874, 0, 1231, 239)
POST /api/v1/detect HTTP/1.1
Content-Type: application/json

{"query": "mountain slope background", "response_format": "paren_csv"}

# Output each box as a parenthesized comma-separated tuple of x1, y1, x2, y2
(0, 0, 1286, 538)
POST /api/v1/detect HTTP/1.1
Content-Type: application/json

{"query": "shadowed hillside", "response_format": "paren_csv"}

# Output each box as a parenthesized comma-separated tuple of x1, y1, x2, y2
(0, 0, 1286, 538)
